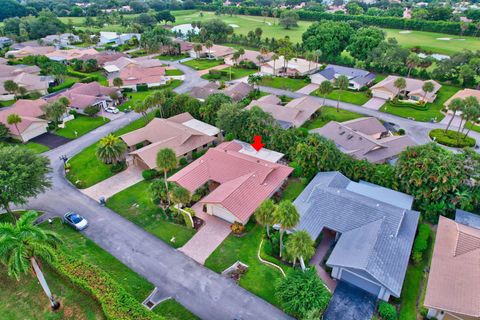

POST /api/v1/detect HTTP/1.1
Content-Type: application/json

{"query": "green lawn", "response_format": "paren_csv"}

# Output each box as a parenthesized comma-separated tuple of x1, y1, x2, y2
(181, 59, 225, 71)
(165, 69, 185, 76)
(154, 299, 198, 320)
(106, 180, 196, 248)
(312, 89, 370, 106)
(281, 178, 308, 202)
(157, 53, 190, 61)
(0, 100, 15, 107)
(55, 115, 110, 139)
(259, 76, 309, 91)
(48, 76, 80, 93)
(380, 85, 460, 122)
(0, 141, 50, 154)
(205, 223, 290, 307)
(201, 66, 257, 81)
(465, 121, 480, 134)
(303, 106, 364, 130)
(119, 80, 183, 112)
(66, 113, 154, 188)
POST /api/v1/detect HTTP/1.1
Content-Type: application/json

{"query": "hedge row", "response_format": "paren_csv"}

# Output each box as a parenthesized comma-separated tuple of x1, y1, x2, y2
(411, 223, 431, 265)
(51, 252, 164, 320)
(429, 129, 476, 148)
(389, 100, 429, 111)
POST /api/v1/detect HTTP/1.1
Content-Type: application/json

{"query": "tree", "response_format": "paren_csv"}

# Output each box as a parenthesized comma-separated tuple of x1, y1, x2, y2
(0, 146, 51, 222)
(140, 26, 172, 53)
(279, 11, 299, 30)
(205, 40, 213, 58)
(95, 134, 127, 165)
(271, 53, 279, 76)
(255, 199, 276, 238)
(393, 77, 407, 99)
(303, 21, 353, 58)
(346, 1, 364, 15)
(6, 113, 22, 139)
(193, 43, 203, 58)
(275, 269, 331, 319)
(0, 123, 9, 141)
(444, 98, 464, 132)
(334, 75, 349, 112)
(42, 101, 67, 127)
(421, 81, 435, 103)
(156, 10, 175, 25)
(199, 93, 232, 124)
(274, 200, 300, 258)
(0, 211, 62, 309)
(134, 101, 149, 123)
(286, 231, 315, 271)
(201, 19, 233, 43)
(247, 74, 262, 90)
(150, 178, 174, 206)
(84, 105, 100, 117)
(461, 96, 480, 138)
(305, 51, 315, 74)
(406, 53, 420, 78)
(318, 80, 333, 106)
(153, 91, 166, 118)
(347, 27, 385, 61)
(16, 86, 27, 98)
(4, 80, 18, 96)
(113, 77, 123, 89)
(156, 148, 177, 206)
(171, 185, 194, 227)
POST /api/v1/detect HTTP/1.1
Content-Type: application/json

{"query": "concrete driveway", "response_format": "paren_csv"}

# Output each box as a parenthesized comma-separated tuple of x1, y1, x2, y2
(323, 281, 377, 320)
(362, 97, 386, 110)
(179, 203, 231, 265)
(296, 83, 318, 94)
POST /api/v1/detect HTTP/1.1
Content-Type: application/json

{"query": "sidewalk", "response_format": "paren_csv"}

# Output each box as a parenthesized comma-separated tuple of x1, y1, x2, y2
(310, 230, 337, 291)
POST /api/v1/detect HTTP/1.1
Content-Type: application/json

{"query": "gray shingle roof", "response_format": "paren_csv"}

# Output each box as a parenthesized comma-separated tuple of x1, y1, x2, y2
(294, 171, 419, 297)
(318, 64, 375, 86)
(455, 209, 480, 229)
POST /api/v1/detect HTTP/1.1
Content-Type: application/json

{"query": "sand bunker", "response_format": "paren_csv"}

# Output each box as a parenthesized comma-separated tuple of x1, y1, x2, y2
(229, 24, 240, 28)
(436, 37, 452, 41)
(399, 30, 412, 34)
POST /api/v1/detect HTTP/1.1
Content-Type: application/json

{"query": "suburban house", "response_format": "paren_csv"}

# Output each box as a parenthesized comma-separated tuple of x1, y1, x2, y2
(46, 48, 100, 62)
(41, 33, 80, 47)
(424, 210, 480, 320)
(47, 82, 118, 113)
(103, 56, 164, 76)
(5, 46, 55, 59)
(261, 56, 320, 76)
(245, 95, 321, 128)
(224, 49, 273, 66)
(0, 64, 54, 100)
(189, 44, 235, 59)
(0, 99, 48, 141)
(445, 88, 480, 107)
(168, 140, 293, 225)
(0, 37, 12, 48)
(190, 82, 254, 102)
(190, 83, 221, 101)
(98, 32, 141, 45)
(80, 51, 126, 65)
(120, 112, 222, 169)
(371, 76, 441, 103)
(294, 171, 420, 301)
(313, 117, 417, 164)
(109, 64, 166, 90)
(311, 64, 376, 90)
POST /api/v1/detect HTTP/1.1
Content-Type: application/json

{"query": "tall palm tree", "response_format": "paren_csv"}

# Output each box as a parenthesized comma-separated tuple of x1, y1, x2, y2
(406, 53, 420, 78)
(286, 230, 315, 271)
(134, 101, 149, 123)
(462, 96, 480, 137)
(0, 211, 62, 309)
(205, 40, 213, 59)
(193, 43, 203, 59)
(421, 81, 435, 103)
(274, 200, 300, 258)
(96, 134, 127, 164)
(149, 178, 172, 207)
(171, 185, 193, 226)
(255, 199, 276, 238)
(305, 51, 315, 74)
(256, 54, 264, 72)
(248, 74, 261, 90)
(232, 51, 241, 66)
(238, 48, 245, 61)
(334, 75, 349, 112)
(444, 98, 464, 132)
(314, 49, 322, 65)
(153, 91, 166, 118)
(156, 148, 177, 206)
(393, 77, 407, 100)
(318, 80, 333, 106)
(6, 113, 22, 140)
(271, 53, 279, 76)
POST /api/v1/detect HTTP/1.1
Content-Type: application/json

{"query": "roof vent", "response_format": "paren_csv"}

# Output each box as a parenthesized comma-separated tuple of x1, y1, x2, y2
(376, 204, 380, 207)
(347, 134, 353, 140)
(339, 131, 345, 135)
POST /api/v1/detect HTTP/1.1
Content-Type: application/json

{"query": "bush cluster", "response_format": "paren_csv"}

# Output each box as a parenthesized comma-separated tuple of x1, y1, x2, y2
(377, 301, 398, 320)
(429, 129, 476, 148)
(142, 169, 159, 180)
(411, 224, 431, 265)
(84, 105, 100, 117)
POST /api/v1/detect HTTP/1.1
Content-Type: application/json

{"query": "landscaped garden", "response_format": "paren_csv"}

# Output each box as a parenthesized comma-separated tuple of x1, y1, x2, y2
(165, 69, 185, 76)
(379, 85, 460, 122)
(118, 80, 183, 112)
(259, 76, 309, 91)
(55, 115, 110, 139)
(157, 53, 190, 61)
(181, 59, 225, 71)
(429, 129, 476, 148)
(201, 66, 257, 81)
(312, 89, 371, 106)
(302, 106, 364, 130)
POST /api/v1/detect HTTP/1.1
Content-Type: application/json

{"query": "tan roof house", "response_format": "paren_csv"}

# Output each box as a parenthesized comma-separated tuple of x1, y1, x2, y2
(46, 48, 99, 62)
(371, 76, 441, 103)
(261, 56, 320, 76)
(0, 64, 53, 100)
(223, 82, 254, 101)
(0, 99, 48, 141)
(224, 49, 273, 66)
(445, 88, 480, 107)
(110, 65, 166, 90)
(313, 117, 417, 164)
(189, 44, 235, 59)
(120, 113, 222, 169)
(245, 95, 321, 128)
(103, 56, 164, 74)
(424, 211, 480, 320)
(5, 46, 55, 59)
(189, 82, 221, 101)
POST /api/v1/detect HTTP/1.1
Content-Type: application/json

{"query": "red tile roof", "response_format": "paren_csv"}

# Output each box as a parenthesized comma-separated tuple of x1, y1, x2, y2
(0, 99, 47, 134)
(48, 82, 117, 110)
(169, 141, 292, 223)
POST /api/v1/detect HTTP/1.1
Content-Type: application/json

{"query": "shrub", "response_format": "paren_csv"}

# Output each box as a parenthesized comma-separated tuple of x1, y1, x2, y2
(80, 76, 99, 83)
(84, 105, 100, 117)
(208, 69, 221, 79)
(378, 301, 397, 320)
(122, 87, 134, 93)
(397, 129, 405, 135)
(192, 150, 207, 160)
(142, 169, 159, 180)
(411, 223, 431, 265)
(289, 161, 303, 178)
(136, 84, 149, 92)
(110, 162, 126, 173)
(224, 132, 235, 141)
(429, 129, 476, 148)
(230, 222, 246, 234)
(179, 157, 188, 166)
(69, 110, 78, 117)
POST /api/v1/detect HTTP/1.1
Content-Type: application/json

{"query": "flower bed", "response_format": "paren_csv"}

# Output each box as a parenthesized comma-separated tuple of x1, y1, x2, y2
(222, 261, 249, 283)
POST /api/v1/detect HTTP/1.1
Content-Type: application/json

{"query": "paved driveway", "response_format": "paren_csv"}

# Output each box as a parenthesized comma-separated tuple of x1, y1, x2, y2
(179, 203, 232, 265)
(197, 64, 229, 76)
(362, 97, 386, 110)
(30, 132, 71, 149)
(296, 83, 318, 94)
(323, 281, 377, 320)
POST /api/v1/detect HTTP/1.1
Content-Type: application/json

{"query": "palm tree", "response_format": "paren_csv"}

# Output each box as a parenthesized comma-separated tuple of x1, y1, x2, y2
(274, 200, 300, 258)
(421, 81, 435, 103)
(149, 178, 171, 207)
(444, 98, 464, 132)
(286, 230, 315, 271)
(153, 91, 166, 118)
(193, 43, 203, 59)
(406, 53, 420, 78)
(96, 134, 127, 164)
(255, 199, 276, 238)
(248, 74, 262, 90)
(156, 148, 177, 206)
(238, 48, 245, 61)
(256, 54, 264, 72)
(305, 51, 315, 74)
(393, 77, 407, 99)
(271, 53, 279, 76)
(334, 75, 349, 112)
(314, 49, 322, 65)
(134, 101, 149, 123)
(0, 211, 62, 309)
(318, 80, 333, 106)
(113, 77, 123, 89)
(171, 185, 194, 226)
(205, 40, 213, 59)
(462, 96, 480, 137)
(6, 113, 22, 140)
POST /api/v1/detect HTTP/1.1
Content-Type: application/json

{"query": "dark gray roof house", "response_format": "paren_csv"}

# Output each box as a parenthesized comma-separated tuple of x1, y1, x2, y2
(294, 171, 419, 301)
(311, 64, 375, 90)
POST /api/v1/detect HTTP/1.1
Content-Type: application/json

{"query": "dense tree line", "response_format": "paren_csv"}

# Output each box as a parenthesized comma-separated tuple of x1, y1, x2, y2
(2, 10, 67, 41)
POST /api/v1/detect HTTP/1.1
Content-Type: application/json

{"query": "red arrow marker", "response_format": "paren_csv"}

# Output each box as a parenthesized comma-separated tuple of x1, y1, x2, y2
(251, 135, 265, 152)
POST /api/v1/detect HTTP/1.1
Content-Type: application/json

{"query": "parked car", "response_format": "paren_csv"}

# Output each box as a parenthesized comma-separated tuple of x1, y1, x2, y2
(63, 211, 88, 230)
(105, 106, 119, 114)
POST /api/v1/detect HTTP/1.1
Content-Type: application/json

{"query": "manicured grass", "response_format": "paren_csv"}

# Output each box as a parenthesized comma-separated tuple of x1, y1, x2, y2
(165, 68, 185, 76)
(259, 76, 309, 91)
(66, 113, 154, 188)
(281, 178, 308, 202)
(119, 80, 183, 111)
(312, 89, 370, 106)
(201, 66, 257, 81)
(48, 76, 80, 93)
(380, 85, 460, 122)
(0, 141, 50, 154)
(106, 180, 196, 248)
(465, 121, 480, 134)
(181, 59, 225, 71)
(154, 299, 198, 320)
(205, 222, 290, 307)
(0, 100, 15, 107)
(429, 129, 476, 148)
(303, 106, 364, 130)
(55, 115, 110, 139)
(398, 225, 435, 320)
(157, 53, 190, 61)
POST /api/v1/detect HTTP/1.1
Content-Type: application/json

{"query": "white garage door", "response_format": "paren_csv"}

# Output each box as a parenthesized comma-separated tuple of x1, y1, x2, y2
(22, 123, 47, 141)
(340, 270, 381, 297)
(372, 90, 391, 100)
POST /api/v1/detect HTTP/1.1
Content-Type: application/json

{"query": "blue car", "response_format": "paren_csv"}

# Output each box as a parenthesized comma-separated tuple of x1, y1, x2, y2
(63, 211, 88, 231)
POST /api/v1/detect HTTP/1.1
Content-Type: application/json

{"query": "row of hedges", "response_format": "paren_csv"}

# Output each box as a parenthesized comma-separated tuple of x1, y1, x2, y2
(389, 100, 429, 111)
(47, 81, 76, 93)
(51, 252, 164, 320)
(429, 129, 476, 148)
(411, 223, 432, 265)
